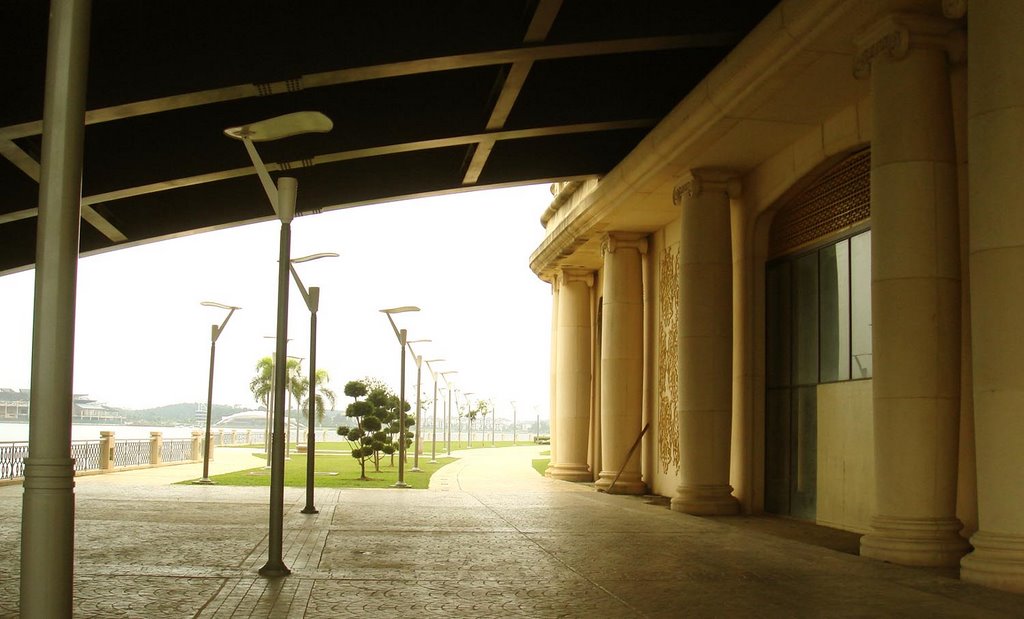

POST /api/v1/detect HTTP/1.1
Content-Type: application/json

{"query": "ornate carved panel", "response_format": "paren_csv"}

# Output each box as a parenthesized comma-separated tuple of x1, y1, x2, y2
(657, 243, 680, 475)
(769, 148, 871, 256)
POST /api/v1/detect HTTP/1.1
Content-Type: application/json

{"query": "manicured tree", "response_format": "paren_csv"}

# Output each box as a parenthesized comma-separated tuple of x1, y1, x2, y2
(338, 380, 375, 480)
(336, 379, 414, 476)
(344, 380, 367, 402)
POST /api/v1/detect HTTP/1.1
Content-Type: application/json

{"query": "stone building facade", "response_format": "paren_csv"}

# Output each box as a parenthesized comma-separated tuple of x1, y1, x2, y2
(532, 0, 1024, 593)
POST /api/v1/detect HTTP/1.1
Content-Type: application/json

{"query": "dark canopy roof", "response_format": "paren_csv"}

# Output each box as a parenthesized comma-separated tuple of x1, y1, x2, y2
(0, 0, 777, 274)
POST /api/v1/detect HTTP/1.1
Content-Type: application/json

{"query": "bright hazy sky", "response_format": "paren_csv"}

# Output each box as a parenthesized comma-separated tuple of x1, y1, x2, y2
(0, 184, 554, 421)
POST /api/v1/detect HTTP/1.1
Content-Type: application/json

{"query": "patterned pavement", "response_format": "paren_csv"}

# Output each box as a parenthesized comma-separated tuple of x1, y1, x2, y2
(1, 446, 1022, 617)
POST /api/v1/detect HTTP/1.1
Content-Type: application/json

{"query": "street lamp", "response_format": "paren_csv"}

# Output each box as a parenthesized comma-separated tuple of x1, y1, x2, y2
(440, 371, 458, 455)
(463, 392, 476, 448)
(380, 306, 420, 488)
(226, 110, 332, 578)
(194, 301, 240, 485)
(511, 401, 518, 446)
(290, 252, 338, 515)
(405, 339, 430, 472)
(424, 359, 445, 463)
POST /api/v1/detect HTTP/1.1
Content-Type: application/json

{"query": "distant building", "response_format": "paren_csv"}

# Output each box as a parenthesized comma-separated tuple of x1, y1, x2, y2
(0, 388, 29, 421)
(0, 388, 125, 424)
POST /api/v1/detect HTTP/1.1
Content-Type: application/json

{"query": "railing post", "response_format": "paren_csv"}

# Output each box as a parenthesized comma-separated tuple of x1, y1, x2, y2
(230, 429, 237, 445)
(150, 431, 162, 465)
(99, 431, 115, 471)
(191, 431, 202, 462)
(246, 429, 252, 445)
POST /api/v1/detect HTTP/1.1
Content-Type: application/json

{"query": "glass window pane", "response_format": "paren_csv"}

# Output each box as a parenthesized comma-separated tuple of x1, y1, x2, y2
(765, 388, 792, 515)
(766, 261, 792, 388)
(790, 386, 817, 520)
(819, 241, 850, 382)
(851, 231, 873, 378)
(794, 253, 819, 385)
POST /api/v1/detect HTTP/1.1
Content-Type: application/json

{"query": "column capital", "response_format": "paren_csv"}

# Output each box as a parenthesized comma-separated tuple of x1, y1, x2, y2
(853, 13, 961, 78)
(558, 267, 594, 288)
(672, 169, 741, 205)
(601, 233, 648, 257)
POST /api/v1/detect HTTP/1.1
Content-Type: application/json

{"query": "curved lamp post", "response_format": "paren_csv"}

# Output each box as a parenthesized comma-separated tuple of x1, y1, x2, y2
(405, 339, 430, 472)
(226, 110, 332, 578)
(290, 251, 338, 514)
(424, 359, 445, 462)
(510, 400, 518, 446)
(380, 306, 420, 488)
(440, 371, 458, 455)
(194, 301, 241, 484)
(463, 392, 476, 448)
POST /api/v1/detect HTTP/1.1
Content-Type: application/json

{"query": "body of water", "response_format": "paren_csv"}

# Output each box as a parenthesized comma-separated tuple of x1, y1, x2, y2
(0, 423, 200, 443)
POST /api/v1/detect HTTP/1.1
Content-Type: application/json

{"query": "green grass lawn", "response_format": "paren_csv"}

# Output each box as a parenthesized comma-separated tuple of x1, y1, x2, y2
(419, 439, 538, 451)
(227, 439, 541, 452)
(192, 453, 456, 489)
(531, 458, 550, 476)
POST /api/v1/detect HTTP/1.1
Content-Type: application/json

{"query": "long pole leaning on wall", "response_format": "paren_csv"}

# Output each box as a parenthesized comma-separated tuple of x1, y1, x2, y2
(601, 423, 651, 495)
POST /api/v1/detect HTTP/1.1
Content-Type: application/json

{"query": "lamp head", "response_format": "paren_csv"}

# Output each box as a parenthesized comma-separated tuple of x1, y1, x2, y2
(201, 301, 241, 310)
(292, 252, 340, 264)
(224, 111, 333, 142)
(380, 306, 420, 314)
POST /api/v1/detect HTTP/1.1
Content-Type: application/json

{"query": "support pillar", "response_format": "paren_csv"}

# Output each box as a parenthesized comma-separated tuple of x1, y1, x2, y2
(595, 233, 647, 494)
(547, 277, 559, 470)
(855, 14, 969, 567)
(959, 0, 1024, 593)
(19, 1, 91, 616)
(549, 268, 593, 481)
(671, 170, 740, 515)
(150, 432, 163, 466)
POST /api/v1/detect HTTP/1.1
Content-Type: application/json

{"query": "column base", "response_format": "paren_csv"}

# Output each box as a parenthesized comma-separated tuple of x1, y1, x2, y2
(860, 515, 970, 567)
(548, 463, 592, 482)
(961, 531, 1024, 593)
(670, 484, 739, 515)
(595, 471, 646, 495)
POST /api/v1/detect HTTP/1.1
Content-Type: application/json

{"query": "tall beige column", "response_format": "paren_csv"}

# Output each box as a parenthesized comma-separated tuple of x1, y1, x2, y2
(547, 277, 559, 469)
(960, 0, 1024, 593)
(595, 233, 647, 494)
(549, 268, 593, 481)
(671, 170, 740, 515)
(855, 14, 969, 567)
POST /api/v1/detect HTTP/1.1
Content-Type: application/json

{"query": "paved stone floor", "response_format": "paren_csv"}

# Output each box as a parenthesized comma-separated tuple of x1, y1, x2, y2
(1, 446, 1023, 617)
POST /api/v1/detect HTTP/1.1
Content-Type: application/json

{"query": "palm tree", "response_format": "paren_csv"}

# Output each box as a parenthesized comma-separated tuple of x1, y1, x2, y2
(300, 369, 337, 426)
(285, 358, 305, 450)
(249, 356, 274, 456)
(249, 356, 274, 411)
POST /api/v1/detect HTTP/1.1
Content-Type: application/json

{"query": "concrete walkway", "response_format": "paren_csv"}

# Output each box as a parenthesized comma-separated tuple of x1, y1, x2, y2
(1, 446, 1022, 617)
